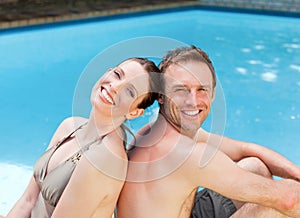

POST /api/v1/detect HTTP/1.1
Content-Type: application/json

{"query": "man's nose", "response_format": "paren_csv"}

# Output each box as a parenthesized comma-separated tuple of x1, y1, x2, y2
(185, 89, 198, 105)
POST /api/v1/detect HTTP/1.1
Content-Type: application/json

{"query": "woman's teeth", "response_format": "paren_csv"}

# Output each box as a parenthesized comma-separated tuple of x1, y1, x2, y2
(101, 89, 114, 104)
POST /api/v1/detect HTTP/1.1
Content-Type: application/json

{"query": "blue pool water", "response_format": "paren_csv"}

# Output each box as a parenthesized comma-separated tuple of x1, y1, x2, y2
(0, 7, 300, 213)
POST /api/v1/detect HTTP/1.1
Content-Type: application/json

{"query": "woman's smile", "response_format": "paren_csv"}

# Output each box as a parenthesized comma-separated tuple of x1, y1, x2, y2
(98, 86, 115, 105)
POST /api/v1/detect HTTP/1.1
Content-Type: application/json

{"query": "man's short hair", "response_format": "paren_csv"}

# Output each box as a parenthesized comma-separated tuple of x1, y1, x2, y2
(158, 45, 216, 90)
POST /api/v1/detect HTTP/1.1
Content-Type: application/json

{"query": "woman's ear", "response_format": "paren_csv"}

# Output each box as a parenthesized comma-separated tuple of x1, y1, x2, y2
(126, 108, 144, 120)
(158, 93, 164, 104)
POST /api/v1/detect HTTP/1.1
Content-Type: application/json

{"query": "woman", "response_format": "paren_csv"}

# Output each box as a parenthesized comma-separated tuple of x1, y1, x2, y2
(1, 57, 160, 218)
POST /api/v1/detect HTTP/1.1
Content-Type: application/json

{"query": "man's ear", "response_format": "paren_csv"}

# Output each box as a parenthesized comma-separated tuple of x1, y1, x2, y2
(126, 108, 144, 120)
(211, 89, 216, 102)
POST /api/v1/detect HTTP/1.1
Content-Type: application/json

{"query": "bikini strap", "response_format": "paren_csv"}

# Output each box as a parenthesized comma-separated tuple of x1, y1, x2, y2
(69, 137, 101, 163)
(55, 122, 87, 148)
(39, 122, 88, 180)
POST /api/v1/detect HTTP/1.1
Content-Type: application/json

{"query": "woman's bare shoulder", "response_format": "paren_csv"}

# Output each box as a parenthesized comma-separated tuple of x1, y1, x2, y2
(55, 116, 85, 133)
(47, 116, 88, 149)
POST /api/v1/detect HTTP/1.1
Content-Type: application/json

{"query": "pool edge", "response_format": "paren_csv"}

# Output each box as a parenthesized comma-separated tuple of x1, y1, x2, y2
(1, 1, 300, 31)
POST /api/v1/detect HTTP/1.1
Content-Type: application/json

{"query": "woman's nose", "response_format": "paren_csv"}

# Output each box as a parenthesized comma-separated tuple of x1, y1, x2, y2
(109, 80, 123, 93)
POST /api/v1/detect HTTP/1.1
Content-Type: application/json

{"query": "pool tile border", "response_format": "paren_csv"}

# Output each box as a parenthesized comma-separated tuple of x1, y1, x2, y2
(0, 1, 197, 30)
(1, 1, 300, 30)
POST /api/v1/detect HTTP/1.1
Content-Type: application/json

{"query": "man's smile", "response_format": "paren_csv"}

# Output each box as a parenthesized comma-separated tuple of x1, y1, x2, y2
(181, 110, 202, 117)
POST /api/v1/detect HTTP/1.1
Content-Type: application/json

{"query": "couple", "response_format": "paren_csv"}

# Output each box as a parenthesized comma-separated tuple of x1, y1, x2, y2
(3, 46, 300, 217)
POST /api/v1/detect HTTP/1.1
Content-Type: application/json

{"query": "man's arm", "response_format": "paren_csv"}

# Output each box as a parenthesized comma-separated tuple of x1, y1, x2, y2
(188, 143, 300, 217)
(196, 128, 300, 181)
(230, 201, 291, 218)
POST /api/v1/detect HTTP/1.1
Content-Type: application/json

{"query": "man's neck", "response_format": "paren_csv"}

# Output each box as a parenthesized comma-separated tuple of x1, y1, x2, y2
(158, 111, 197, 139)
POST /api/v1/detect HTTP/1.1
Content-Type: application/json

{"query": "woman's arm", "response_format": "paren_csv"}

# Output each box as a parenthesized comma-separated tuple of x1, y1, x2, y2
(52, 154, 127, 218)
(196, 128, 300, 181)
(3, 118, 68, 217)
(3, 117, 82, 217)
(5, 176, 40, 218)
(52, 132, 128, 218)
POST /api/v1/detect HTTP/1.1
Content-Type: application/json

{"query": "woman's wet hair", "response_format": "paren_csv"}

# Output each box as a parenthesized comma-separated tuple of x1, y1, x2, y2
(117, 57, 161, 151)
(126, 57, 162, 109)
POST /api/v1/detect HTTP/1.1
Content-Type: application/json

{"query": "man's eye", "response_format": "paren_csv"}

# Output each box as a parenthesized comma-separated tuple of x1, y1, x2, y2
(198, 88, 208, 92)
(175, 88, 188, 93)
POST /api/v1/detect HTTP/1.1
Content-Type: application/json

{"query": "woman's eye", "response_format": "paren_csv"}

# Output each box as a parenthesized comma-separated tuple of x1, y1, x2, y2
(114, 70, 121, 79)
(127, 87, 136, 98)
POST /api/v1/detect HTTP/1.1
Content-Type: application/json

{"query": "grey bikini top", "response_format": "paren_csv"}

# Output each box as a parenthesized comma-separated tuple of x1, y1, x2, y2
(33, 123, 95, 207)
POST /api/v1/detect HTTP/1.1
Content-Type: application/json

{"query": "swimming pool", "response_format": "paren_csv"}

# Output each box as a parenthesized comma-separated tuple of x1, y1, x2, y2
(1, 7, 300, 214)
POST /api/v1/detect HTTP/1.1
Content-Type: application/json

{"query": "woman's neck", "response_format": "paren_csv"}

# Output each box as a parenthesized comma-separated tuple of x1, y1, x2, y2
(78, 109, 125, 143)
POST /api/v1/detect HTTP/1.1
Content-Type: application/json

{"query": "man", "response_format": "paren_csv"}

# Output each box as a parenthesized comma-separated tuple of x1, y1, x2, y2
(117, 46, 300, 217)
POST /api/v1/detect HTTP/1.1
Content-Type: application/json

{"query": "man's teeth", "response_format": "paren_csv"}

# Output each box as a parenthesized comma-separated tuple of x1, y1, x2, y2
(183, 110, 200, 116)
(101, 89, 114, 104)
